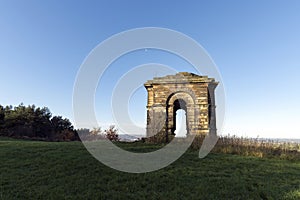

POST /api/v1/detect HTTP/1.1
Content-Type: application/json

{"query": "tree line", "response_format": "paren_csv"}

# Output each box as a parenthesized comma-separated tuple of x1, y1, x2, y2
(0, 103, 119, 142)
(0, 104, 78, 141)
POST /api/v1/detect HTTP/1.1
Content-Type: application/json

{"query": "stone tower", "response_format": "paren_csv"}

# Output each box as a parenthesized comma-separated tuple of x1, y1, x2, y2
(144, 72, 218, 140)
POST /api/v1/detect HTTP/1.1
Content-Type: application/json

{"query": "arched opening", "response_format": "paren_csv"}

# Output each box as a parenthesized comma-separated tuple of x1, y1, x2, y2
(171, 99, 188, 136)
(174, 109, 187, 137)
(165, 92, 195, 142)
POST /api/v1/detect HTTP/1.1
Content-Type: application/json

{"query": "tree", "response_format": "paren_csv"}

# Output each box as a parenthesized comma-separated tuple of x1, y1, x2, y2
(105, 125, 119, 141)
(77, 128, 90, 137)
(0, 105, 4, 133)
(51, 116, 73, 132)
(50, 116, 77, 141)
(32, 106, 52, 138)
(91, 127, 102, 136)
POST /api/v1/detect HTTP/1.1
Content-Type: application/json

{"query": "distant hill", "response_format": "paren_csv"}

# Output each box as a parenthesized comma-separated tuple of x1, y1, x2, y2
(118, 134, 144, 142)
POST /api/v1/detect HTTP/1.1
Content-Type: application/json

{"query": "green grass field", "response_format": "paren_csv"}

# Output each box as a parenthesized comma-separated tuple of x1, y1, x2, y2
(0, 137, 300, 199)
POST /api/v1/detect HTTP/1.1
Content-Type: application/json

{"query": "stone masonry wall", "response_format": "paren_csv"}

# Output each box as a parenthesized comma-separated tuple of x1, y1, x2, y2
(144, 72, 218, 140)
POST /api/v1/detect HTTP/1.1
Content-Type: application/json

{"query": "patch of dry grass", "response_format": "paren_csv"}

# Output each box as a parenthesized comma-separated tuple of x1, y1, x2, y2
(191, 135, 300, 160)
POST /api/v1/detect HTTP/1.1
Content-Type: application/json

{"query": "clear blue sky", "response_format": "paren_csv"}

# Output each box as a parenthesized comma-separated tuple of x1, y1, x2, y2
(1, 0, 300, 138)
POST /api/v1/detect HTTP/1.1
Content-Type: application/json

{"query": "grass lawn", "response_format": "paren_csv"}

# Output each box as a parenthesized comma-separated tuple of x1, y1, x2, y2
(0, 137, 300, 199)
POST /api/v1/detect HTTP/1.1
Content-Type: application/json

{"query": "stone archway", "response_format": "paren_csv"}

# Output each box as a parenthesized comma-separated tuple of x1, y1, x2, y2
(166, 92, 195, 136)
(144, 72, 218, 142)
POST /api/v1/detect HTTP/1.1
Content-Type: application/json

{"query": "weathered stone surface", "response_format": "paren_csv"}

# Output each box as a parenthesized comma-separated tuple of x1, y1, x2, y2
(144, 72, 218, 140)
